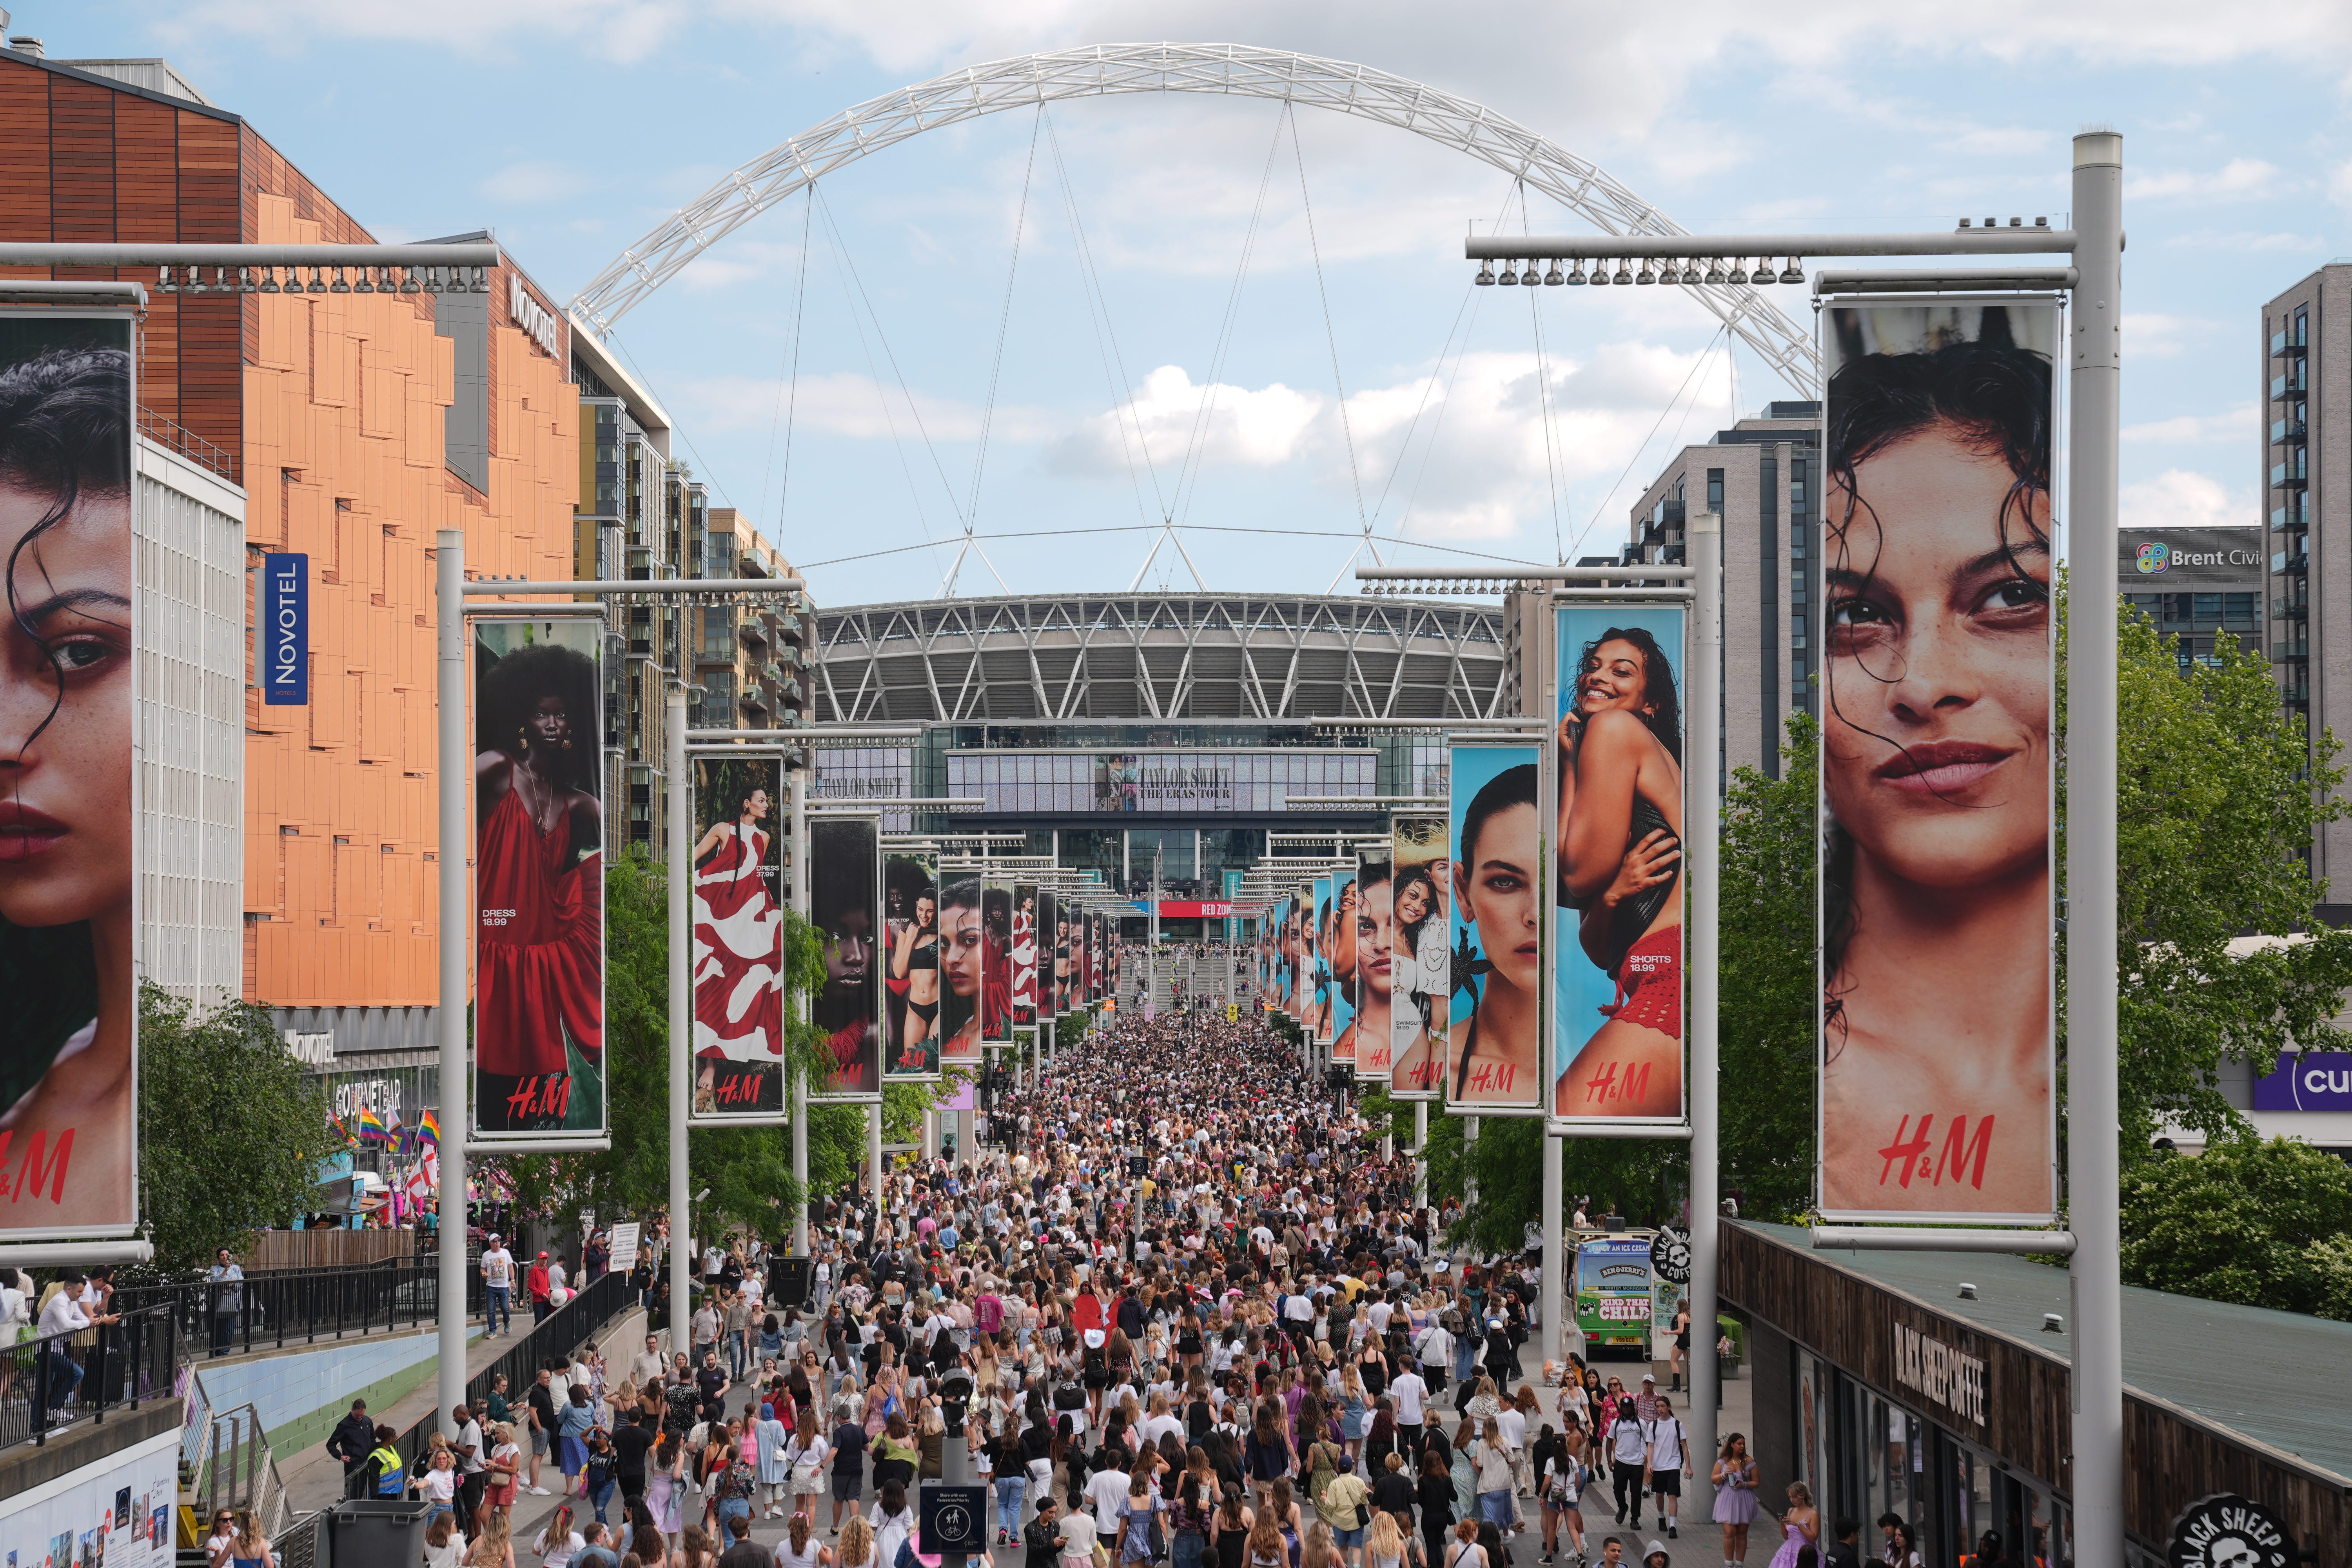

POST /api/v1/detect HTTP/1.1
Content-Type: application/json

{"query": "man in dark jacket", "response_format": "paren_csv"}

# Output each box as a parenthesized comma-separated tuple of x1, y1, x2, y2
(326, 1399, 376, 1479)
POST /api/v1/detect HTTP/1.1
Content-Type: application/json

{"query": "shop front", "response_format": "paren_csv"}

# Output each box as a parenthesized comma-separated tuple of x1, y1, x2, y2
(1722, 1223, 2352, 1568)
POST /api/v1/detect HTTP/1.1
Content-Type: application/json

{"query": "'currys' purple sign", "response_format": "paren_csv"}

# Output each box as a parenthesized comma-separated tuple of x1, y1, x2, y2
(2252, 1051, 2352, 1111)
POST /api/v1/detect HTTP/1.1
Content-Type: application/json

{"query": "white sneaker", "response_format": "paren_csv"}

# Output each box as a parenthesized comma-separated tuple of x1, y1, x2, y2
(529, 1485, 551, 1495)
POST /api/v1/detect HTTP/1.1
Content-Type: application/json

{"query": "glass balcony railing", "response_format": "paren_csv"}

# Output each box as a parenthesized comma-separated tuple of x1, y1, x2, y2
(2272, 460, 2307, 488)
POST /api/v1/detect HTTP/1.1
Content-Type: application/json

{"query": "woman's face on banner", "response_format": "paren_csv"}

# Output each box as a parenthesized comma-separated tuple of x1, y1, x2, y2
(916, 893, 936, 929)
(1826, 426, 2051, 890)
(1457, 801, 1540, 995)
(743, 789, 771, 822)
(1358, 882, 1393, 992)
(1578, 639, 1658, 718)
(526, 691, 571, 751)
(1395, 875, 1430, 929)
(0, 483, 132, 929)
(945, 902, 984, 999)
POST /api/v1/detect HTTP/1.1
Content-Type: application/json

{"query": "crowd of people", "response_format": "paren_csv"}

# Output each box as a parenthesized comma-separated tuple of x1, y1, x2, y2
(314, 946, 1865, 1568)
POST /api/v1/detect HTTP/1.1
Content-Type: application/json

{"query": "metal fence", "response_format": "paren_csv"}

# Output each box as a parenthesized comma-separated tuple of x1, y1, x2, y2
(114, 1260, 488, 1363)
(0, 1301, 178, 1453)
(345, 1267, 633, 1500)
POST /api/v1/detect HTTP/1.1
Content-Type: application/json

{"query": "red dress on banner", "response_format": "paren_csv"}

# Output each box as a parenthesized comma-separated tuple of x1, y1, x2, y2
(983, 929, 1009, 1037)
(693, 824, 785, 1060)
(477, 788, 604, 1076)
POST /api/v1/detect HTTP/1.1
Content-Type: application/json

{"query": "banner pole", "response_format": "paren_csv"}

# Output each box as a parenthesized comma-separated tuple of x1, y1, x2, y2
(791, 771, 810, 1256)
(1541, 1126, 1562, 1362)
(668, 681, 692, 1354)
(2068, 128, 2125, 1568)
(434, 529, 469, 1436)
(1414, 1100, 1427, 1210)
(1687, 508, 1723, 1472)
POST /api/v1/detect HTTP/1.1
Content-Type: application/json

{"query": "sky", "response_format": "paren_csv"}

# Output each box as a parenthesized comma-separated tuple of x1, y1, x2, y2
(37, 0, 2352, 606)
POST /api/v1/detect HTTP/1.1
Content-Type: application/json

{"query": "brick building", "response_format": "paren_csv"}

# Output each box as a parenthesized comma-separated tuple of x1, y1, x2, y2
(0, 44, 580, 1055)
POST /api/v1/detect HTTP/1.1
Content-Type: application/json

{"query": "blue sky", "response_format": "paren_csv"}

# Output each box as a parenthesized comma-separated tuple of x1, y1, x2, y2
(44, 1, 2352, 606)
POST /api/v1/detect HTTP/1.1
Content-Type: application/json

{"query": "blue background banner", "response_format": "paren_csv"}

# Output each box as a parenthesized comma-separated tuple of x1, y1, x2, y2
(262, 552, 309, 706)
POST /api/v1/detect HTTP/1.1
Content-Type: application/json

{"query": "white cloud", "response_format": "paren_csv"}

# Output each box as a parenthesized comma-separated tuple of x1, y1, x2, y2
(479, 160, 595, 204)
(2120, 469, 2257, 532)
(2123, 403, 2256, 444)
(2123, 314, 2220, 360)
(2127, 157, 2285, 202)
(1042, 365, 1323, 476)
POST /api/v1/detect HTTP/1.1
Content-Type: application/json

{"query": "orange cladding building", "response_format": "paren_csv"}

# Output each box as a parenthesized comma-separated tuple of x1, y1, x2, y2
(0, 46, 579, 1056)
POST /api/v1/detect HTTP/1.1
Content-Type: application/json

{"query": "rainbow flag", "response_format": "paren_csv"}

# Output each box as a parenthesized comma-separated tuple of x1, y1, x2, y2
(417, 1109, 440, 1147)
(356, 1105, 388, 1144)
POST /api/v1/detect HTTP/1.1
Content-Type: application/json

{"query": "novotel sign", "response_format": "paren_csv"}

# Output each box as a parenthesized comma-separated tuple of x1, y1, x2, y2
(261, 552, 309, 706)
(509, 274, 562, 361)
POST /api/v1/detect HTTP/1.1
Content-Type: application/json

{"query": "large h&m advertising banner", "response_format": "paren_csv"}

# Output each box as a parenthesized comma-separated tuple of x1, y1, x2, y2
(1817, 297, 2058, 1223)
(884, 847, 943, 1080)
(983, 876, 1014, 1046)
(1327, 866, 1358, 1063)
(1552, 604, 1688, 1124)
(690, 752, 786, 1119)
(0, 313, 139, 1238)
(473, 617, 606, 1139)
(1443, 739, 1543, 1114)
(1347, 848, 1393, 1081)
(808, 815, 882, 1102)
(1389, 813, 1448, 1100)
(936, 868, 985, 1066)
(1011, 880, 1040, 1025)
(1309, 875, 1333, 1045)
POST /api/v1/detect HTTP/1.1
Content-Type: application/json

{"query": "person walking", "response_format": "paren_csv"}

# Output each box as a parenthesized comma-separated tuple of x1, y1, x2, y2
(1710, 1434, 1760, 1567)
(208, 1247, 245, 1354)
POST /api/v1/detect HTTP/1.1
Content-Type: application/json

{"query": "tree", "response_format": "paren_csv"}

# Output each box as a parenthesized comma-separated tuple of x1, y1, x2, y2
(139, 986, 334, 1273)
(2118, 1138, 2352, 1319)
(490, 854, 850, 1247)
(2071, 601, 2352, 1163)
(1718, 715, 1821, 1220)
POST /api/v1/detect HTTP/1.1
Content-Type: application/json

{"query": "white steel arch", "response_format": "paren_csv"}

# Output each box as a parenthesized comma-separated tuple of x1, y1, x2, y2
(567, 42, 1820, 390)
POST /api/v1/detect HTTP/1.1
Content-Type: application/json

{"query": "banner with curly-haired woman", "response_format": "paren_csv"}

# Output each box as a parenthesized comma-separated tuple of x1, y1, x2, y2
(473, 618, 605, 1138)
(1817, 298, 2058, 1224)
(0, 314, 139, 1238)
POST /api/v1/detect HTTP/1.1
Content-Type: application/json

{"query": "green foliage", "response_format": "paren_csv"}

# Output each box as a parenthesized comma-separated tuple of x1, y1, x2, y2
(1718, 714, 1822, 1220)
(139, 986, 334, 1272)
(2065, 599, 2352, 1162)
(2118, 1138, 2352, 1319)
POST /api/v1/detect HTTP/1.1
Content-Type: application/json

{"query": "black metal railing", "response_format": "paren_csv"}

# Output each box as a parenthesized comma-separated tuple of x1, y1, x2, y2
(114, 1261, 489, 1364)
(0, 1301, 178, 1455)
(344, 1267, 633, 1500)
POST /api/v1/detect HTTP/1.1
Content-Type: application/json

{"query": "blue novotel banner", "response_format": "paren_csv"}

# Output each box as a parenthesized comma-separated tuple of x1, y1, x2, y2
(261, 552, 309, 706)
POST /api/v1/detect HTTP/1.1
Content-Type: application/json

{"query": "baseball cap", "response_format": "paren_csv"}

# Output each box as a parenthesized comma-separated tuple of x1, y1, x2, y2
(539, 1250, 550, 1259)
(1640, 1372, 1656, 1385)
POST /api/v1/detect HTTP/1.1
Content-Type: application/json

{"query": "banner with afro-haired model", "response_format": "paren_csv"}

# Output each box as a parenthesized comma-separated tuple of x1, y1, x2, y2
(474, 617, 606, 1138)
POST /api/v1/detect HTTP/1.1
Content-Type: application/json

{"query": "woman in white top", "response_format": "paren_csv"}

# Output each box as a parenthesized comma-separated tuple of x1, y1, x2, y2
(534, 1504, 584, 1568)
(425, 1513, 469, 1568)
(869, 1478, 917, 1568)
(774, 1510, 836, 1568)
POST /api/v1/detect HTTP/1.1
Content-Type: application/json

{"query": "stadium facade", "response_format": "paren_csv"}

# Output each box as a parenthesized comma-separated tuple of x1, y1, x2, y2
(807, 592, 1504, 928)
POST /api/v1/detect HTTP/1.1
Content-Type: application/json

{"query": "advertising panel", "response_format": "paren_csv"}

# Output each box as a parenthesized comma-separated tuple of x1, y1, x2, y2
(884, 847, 942, 1079)
(1327, 866, 1357, 1063)
(1817, 296, 2058, 1223)
(936, 867, 985, 1066)
(690, 752, 787, 1119)
(0, 312, 139, 1238)
(4, 1428, 177, 1568)
(1037, 888, 1060, 1021)
(1444, 740, 1543, 1114)
(948, 748, 1376, 814)
(1390, 813, 1448, 1099)
(1011, 880, 1040, 1025)
(808, 815, 882, 1101)
(473, 616, 606, 1139)
(983, 876, 1014, 1045)
(1552, 603, 1688, 1123)
(261, 552, 309, 706)
(1348, 848, 1393, 1081)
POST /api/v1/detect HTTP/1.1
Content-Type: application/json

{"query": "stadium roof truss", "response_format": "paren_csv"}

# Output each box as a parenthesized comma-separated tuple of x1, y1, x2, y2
(568, 43, 1818, 392)
(813, 593, 1506, 723)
